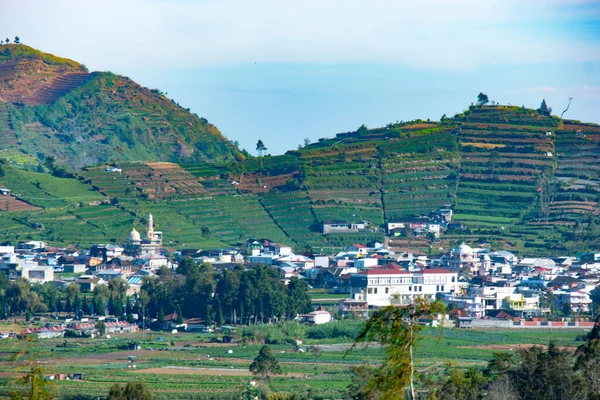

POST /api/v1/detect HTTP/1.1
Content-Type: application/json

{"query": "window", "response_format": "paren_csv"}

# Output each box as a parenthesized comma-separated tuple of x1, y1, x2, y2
(374, 288, 378, 294)
(409, 286, 412, 291)
(441, 285, 445, 292)
(385, 287, 389, 294)
(419, 286, 423, 292)
(368, 288, 373, 294)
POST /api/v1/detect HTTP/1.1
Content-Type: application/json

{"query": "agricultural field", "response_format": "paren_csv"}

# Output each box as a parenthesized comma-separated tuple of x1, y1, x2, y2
(379, 127, 459, 220)
(215, 195, 290, 244)
(452, 107, 556, 239)
(259, 191, 330, 251)
(0, 322, 589, 400)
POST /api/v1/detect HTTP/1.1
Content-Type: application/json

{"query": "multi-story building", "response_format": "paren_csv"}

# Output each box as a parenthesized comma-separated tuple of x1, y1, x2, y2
(349, 263, 460, 307)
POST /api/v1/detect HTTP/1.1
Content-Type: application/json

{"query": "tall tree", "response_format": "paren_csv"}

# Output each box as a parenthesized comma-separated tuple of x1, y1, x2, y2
(14, 36, 20, 44)
(352, 298, 446, 400)
(249, 345, 282, 379)
(256, 139, 267, 170)
(537, 99, 552, 116)
(477, 92, 489, 106)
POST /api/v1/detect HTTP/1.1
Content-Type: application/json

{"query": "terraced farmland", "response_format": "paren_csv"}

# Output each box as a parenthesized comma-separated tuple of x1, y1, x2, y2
(215, 195, 290, 243)
(260, 191, 330, 250)
(453, 107, 556, 233)
(379, 128, 459, 220)
(302, 142, 382, 206)
(80, 166, 138, 200)
(22, 72, 96, 105)
(0, 195, 41, 212)
(182, 163, 238, 196)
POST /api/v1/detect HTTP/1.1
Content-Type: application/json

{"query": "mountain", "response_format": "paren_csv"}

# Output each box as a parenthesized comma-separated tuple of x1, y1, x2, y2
(1, 49, 600, 256)
(0, 44, 239, 168)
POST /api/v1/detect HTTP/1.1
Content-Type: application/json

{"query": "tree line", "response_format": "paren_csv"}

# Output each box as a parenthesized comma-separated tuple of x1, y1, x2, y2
(141, 260, 313, 326)
(0, 259, 313, 327)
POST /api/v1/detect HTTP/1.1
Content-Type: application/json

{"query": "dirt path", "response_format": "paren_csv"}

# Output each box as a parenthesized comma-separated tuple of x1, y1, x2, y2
(136, 366, 306, 377)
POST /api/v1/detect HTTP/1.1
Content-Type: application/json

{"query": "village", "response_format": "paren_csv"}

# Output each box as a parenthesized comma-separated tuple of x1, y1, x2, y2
(1, 211, 600, 340)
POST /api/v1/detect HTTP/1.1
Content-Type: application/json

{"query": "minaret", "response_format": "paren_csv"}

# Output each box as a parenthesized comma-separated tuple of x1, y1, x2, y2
(148, 214, 154, 239)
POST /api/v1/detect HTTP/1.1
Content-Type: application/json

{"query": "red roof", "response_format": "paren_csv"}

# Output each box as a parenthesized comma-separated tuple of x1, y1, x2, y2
(419, 268, 455, 274)
(359, 263, 410, 275)
(351, 244, 366, 249)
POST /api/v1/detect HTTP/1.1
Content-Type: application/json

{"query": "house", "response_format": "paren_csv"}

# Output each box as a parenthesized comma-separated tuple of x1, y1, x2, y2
(354, 258, 379, 270)
(94, 269, 124, 281)
(346, 244, 368, 256)
(300, 306, 332, 324)
(22, 265, 54, 283)
(63, 264, 86, 274)
(15, 241, 47, 254)
(339, 298, 368, 319)
(75, 275, 107, 292)
(350, 264, 459, 307)
(322, 220, 367, 234)
(0, 188, 11, 196)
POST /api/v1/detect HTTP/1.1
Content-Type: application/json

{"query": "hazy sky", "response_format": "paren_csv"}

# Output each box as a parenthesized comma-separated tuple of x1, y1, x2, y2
(2, 0, 599, 154)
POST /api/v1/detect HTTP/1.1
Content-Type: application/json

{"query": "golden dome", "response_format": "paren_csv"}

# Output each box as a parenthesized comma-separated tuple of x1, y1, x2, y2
(129, 228, 141, 242)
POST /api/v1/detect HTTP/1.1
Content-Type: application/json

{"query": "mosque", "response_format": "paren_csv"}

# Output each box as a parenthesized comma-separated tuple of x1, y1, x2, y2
(125, 214, 163, 256)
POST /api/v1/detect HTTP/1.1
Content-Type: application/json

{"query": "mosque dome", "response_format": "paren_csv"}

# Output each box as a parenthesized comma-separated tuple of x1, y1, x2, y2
(129, 228, 141, 242)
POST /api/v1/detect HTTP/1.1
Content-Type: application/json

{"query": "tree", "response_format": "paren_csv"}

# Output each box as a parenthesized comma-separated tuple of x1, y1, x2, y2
(256, 139, 267, 170)
(5, 38, 9, 44)
(477, 92, 489, 107)
(249, 345, 282, 379)
(96, 320, 106, 336)
(351, 298, 446, 400)
(14, 36, 20, 44)
(176, 304, 184, 325)
(537, 99, 552, 116)
(157, 307, 165, 328)
(108, 382, 155, 400)
(201, 226, 211, 239)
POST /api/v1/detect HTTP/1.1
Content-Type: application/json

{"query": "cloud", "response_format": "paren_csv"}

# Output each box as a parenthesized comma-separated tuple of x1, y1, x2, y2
(2, 0, 599, 71)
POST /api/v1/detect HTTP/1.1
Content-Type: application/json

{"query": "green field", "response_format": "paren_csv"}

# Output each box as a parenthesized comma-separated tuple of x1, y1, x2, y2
(0, 322, 589, 400)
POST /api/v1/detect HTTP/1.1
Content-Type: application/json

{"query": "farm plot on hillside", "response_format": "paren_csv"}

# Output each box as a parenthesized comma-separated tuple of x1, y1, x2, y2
(260, 192, 329, 250)
(454, 116, 554, 232)
(379, 129, 459, 220)
(302, 144, 382, 206)
(215, 195, 290, 244)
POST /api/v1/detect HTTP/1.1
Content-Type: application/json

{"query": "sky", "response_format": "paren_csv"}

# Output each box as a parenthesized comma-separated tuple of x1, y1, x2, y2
(1, 0, 600, 154)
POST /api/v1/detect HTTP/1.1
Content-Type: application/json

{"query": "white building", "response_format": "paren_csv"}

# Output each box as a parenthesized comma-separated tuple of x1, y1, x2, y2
(300, 306, 332, 324)
(354, 258, 379, 270)
(22, 265, 54, 283)
(350, 263, 460, 307)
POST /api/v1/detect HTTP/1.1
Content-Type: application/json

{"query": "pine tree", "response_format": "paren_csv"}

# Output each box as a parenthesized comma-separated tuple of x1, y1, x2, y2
(249, 345, 282, 379)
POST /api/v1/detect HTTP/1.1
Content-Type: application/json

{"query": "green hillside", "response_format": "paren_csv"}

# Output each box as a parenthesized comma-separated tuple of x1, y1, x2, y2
(0, 45, 240, 168)
(2, 87, 600, 254)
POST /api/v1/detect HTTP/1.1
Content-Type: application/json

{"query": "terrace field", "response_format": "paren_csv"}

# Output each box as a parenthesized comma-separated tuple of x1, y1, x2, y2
(2, 105, 600, 253)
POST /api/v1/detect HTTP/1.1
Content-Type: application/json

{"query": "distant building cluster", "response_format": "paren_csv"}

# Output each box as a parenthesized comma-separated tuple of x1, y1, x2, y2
(2, 211, 600, 332)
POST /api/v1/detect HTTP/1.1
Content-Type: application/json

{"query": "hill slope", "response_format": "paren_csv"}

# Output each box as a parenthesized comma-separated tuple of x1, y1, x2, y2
(0, 45, 239, 168)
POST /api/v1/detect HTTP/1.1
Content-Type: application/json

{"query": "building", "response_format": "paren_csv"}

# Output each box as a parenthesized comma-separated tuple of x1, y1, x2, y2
(322, 220, 367, 234)
(124, 214, 163, 256)
(22, 265, 54, 283)
(350, 263, 459, 307)
(300, 306, 332, 324)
